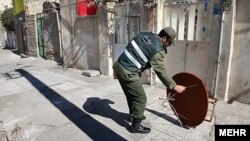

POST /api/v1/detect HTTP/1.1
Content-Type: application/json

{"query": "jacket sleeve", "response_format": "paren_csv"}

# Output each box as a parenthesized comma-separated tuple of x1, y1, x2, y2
(149, 51, 176, 89)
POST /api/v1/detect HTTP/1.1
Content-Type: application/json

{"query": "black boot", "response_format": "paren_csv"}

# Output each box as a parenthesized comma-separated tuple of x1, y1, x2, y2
(128, 114, 146, 123)
(129, 118, 151, 134)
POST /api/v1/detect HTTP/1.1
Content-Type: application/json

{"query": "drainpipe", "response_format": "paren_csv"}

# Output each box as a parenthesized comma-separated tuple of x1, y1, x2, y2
(214, 0, 236, 101)
(56, 10, 63, 65)
(224, 0, 236, 102)
(214, 7, 225, 99)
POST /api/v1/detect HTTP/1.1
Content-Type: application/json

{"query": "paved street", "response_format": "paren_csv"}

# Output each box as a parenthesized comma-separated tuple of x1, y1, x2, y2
(0, 47, 250, 141)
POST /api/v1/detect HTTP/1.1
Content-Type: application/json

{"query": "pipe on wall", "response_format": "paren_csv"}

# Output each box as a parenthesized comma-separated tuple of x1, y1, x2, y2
(214, 0, 236, 101)
(214, 5, 224, 99)
(56, 10, 63, 65)
(224, 0, 236, 102)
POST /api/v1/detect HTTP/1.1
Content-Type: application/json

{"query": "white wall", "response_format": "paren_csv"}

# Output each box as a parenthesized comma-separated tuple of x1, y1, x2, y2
(60, 0, 111, 75)
(0, 0, 13, 48)
(0, 31, 6, 47)
(0, 0, 12, 11)
(215, 0, 235, 101)
(214, 0, 250, 104)
(25, 0, 60, 15)
(227, 0, 250, 104)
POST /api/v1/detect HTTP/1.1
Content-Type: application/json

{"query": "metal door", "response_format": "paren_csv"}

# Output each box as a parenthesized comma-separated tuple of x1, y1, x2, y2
(36, 13, 46, 58)
(113, 3, 140, 62)
(113, 3, 155, 84)
(163, 0, 222, 96)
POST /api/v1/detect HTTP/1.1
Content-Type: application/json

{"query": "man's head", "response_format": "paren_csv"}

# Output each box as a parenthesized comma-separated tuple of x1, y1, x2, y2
(158, 27, 176, 48)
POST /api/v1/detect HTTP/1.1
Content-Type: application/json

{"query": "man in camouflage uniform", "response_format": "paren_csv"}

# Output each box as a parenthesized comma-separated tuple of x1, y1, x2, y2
(113, 27, 186, 134)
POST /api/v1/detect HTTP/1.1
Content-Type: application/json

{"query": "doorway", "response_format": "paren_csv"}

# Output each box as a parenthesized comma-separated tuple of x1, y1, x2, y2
(163, 0, 222, 96)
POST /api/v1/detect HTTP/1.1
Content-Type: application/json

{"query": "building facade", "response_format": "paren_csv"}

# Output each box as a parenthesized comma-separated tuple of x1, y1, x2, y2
(0, 0, 13, 47)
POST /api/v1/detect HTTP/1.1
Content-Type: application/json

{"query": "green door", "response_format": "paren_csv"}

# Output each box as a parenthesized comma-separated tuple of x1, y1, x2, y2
(37, 13, 46, 58)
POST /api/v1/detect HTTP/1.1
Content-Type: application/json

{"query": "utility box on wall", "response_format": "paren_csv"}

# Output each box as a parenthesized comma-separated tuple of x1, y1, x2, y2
(77, 0, 97, 16)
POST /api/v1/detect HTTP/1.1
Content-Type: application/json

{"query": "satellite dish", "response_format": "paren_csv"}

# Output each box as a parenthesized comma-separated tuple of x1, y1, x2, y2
(167, 72, 209, 127)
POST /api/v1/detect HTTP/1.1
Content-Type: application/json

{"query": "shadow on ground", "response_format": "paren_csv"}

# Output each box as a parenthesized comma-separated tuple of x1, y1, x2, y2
(15, 69, 127, 141)
(2, 47, 19, 55)
(83, 97, 130, 130)
(227, 88, 250, 104)
(145, 108, 189, 129)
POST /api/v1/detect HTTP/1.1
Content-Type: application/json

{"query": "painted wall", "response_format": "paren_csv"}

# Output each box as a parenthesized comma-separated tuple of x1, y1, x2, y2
(71, 16, 99, 69)
(60, 0, 111, 74)
(60, 0, 99, 70)
(97, 5, 113, 76)
(227, 0, 250, 104)
(60, 0, 75, 68)
(13, 0, 25, 15)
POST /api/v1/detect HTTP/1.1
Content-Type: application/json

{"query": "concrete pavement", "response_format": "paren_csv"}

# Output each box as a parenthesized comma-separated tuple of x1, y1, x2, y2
(0, 47, 250, 141)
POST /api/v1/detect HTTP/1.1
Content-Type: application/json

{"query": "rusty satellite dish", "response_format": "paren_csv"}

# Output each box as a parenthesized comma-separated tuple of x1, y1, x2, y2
(167, 72, 208, 127)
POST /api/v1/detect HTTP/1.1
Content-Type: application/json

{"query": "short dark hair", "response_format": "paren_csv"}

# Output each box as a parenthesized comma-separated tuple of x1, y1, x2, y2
(158, 29, 171, 39)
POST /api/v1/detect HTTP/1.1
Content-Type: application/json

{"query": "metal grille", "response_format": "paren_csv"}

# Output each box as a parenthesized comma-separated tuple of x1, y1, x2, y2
(114, 3, 140, 45)
(163, 0, 213, 41)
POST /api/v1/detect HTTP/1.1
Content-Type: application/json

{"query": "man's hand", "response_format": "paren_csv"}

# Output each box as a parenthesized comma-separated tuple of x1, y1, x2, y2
(173, 85, 186, 93)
